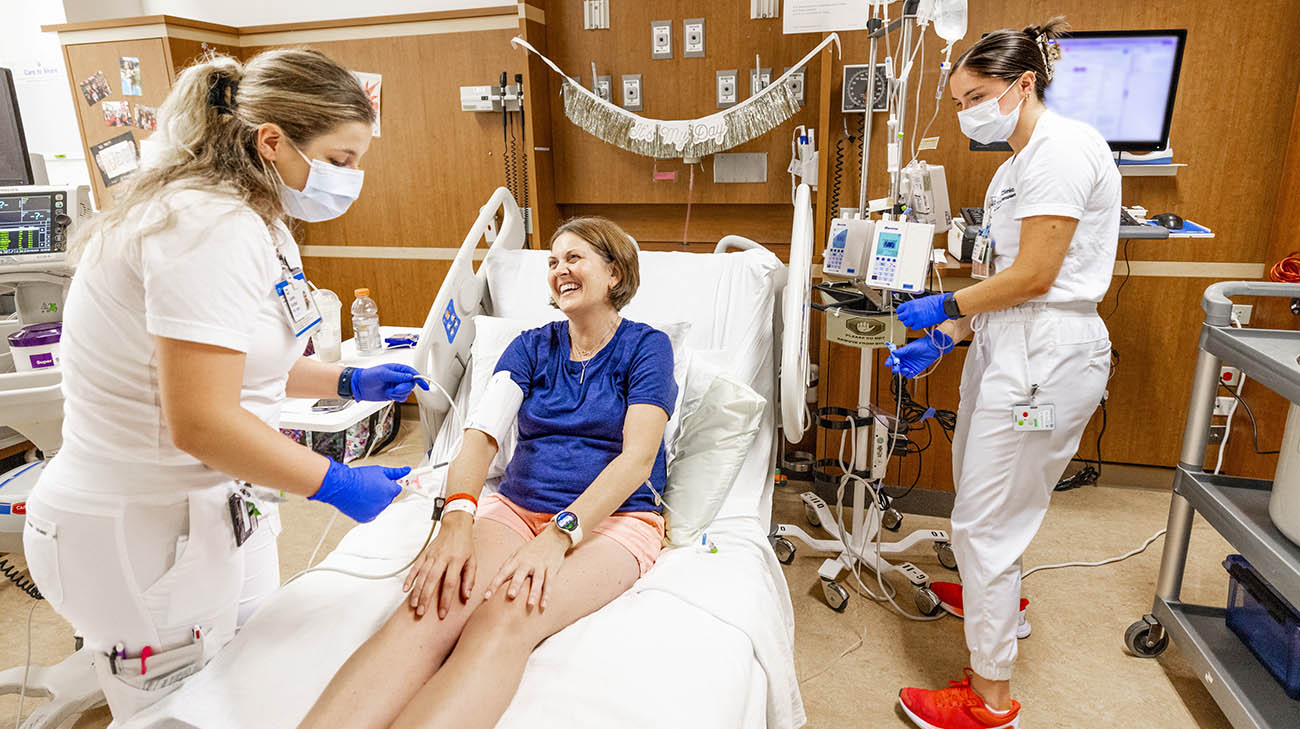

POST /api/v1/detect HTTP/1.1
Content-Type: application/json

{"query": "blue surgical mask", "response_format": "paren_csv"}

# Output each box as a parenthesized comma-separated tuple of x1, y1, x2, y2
(957, 81, 1024, 145)
(275, 141, 364, 222)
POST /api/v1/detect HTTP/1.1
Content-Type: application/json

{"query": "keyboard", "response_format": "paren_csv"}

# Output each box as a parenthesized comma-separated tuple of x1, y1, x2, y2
(961, 207, 984, 227)
(1119, 208, 1141, 227)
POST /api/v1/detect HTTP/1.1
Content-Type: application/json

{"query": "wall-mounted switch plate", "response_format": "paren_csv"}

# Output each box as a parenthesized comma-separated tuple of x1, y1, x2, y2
(684, 18, 705, 58)
(622, 74, 643, 111)
(716, 70, 738, 108)
(749, 67, 772, 97)
(651, 20, 672, 59)
(583, 0, 609, 29)
(595, 75, 612, 102)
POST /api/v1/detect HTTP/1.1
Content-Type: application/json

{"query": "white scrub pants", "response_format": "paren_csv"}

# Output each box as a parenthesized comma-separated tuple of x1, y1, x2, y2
(22, 468, 282, 722)
(950, 302, 1110, 681)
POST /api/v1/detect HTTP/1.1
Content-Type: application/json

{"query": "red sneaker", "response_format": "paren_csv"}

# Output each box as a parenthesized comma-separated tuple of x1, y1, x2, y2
(929, 582, 1032, 639)
(899, 669, 1021, 729)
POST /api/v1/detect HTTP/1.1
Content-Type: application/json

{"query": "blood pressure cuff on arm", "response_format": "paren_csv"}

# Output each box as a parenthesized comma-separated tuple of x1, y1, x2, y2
(466, 370, 525, 447)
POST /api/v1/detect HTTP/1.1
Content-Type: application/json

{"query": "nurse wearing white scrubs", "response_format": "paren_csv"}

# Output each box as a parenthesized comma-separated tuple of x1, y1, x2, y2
(21, 49, 424, 722)
(887, 18, 1119, 729)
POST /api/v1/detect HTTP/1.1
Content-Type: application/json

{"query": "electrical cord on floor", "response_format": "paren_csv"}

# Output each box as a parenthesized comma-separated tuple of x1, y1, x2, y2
(1056, 397, 1108, 491)
(1218, 382, 1281, 456)
(1022, 529, 1166, 579)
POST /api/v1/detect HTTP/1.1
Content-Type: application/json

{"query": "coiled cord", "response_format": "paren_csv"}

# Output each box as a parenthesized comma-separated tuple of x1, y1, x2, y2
(0, 557, 43, 601)
(1270, 251, 1300, 282)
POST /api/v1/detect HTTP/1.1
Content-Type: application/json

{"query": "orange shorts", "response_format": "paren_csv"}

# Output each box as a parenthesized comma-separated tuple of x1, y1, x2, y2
(476, 492, 665, 576)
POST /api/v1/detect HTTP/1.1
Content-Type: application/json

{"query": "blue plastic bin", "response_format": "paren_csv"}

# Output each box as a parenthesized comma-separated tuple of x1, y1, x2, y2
(1223, 554, 1300, 699)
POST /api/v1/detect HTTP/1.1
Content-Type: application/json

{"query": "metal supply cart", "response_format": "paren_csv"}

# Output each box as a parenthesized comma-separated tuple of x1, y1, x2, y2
(1127, 282, 1300, 729)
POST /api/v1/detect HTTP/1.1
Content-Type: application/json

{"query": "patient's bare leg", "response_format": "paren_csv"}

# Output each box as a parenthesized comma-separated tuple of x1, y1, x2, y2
(298, 520, 525, 729)
(388, 534, 640, 729)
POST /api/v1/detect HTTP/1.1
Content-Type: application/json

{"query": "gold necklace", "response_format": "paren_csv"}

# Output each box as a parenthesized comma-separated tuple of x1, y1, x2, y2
(572, 318, 620, 384)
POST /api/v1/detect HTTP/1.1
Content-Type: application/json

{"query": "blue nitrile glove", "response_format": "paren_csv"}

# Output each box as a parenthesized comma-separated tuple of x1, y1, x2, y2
(351, 363, 430, 402)
(896, 292, 956, 331)
(885, 331, 954, 379)
(310, 459, 408, 523)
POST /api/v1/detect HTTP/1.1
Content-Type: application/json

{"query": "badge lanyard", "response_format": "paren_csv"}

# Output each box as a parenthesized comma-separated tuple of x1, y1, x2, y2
(1012, 384, 1056, 432)
(273, 248, 322, 339)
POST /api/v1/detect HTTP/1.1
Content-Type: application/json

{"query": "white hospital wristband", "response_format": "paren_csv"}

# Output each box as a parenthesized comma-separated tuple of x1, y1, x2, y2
(443, 499, 477, 519)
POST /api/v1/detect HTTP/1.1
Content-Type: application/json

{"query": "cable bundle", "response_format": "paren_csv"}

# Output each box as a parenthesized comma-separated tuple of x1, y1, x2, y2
(0, 557, 43, 601)
(1270, 251, 1300, 282)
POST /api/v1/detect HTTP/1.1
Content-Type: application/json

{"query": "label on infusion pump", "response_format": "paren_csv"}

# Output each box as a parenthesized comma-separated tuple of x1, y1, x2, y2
(1012, 403, 1055, 431)
(826, 314, 904, 350)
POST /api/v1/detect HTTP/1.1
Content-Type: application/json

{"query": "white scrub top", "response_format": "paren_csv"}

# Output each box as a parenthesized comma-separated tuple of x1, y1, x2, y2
(56, 187, 306, 495)
(984, 109, 1122, 303)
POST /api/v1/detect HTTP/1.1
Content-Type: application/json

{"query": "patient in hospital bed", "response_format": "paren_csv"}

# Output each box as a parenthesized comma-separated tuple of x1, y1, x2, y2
(299, 217, 677, 729)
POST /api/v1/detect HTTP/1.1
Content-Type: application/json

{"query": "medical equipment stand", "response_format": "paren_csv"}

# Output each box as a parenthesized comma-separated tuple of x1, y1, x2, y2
(0, 267, 106, 728)
(1126, 282, 1300, 729)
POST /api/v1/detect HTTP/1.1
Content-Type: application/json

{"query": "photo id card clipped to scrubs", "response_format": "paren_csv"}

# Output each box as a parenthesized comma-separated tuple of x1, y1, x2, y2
(971, 227, 993, 280)
(1013, 385, 1055, 431)
(274, 260, 322, 339)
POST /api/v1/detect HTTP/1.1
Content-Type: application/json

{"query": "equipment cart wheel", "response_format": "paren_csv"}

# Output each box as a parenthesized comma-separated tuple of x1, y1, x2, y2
(771, 536, 796, 565)
(803, 501, 822, 528)
(883, 507, 903, 532)
(935, 542, 958, 571)
(914, 586, 943, 616)
(822, 579, 849, 612)
(1124, 616, 1169, 658)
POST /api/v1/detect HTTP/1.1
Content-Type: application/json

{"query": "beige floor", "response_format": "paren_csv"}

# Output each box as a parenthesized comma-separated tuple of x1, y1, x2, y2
(0, 423, 1240, 728)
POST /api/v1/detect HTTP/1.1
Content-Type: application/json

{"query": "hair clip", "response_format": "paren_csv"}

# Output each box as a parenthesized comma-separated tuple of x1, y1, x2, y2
(208, 76, 239, 115)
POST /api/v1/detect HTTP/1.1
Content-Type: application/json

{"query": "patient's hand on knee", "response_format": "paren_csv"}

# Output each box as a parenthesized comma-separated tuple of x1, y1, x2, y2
(403, 512, 476, 619)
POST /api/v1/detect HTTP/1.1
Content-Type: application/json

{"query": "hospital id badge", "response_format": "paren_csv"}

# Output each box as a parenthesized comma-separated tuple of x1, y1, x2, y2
(971, 231, 993, 280)
(1012, 403, 1055, 431)
(275, 269, 322, 338)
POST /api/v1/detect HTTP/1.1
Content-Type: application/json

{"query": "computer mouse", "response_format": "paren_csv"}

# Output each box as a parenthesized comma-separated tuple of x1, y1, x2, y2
(1153, 212, 1183, 230)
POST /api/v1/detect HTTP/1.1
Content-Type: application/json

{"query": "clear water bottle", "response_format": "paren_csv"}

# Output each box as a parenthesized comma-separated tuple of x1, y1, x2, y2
(351, 288, 383, 356)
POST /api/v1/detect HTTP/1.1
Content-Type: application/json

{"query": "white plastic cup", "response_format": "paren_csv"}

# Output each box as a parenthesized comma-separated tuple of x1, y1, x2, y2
(312, 288, 343, 362)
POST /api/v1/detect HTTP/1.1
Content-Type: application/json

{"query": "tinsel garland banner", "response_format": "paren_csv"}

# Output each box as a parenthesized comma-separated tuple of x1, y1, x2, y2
(511, 33, 841, 160)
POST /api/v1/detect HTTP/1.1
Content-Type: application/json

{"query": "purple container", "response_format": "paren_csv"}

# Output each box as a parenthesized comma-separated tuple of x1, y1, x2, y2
(8, 321, 62, 348)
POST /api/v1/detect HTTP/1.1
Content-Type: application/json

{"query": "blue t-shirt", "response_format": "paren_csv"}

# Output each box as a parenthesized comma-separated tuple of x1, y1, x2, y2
(493, 319, 677, 514)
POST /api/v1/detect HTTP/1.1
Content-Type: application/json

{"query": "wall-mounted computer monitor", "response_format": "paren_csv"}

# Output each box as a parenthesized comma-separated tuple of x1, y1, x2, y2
(0, 68, 34, 186)
(970, 29, 1187, 154)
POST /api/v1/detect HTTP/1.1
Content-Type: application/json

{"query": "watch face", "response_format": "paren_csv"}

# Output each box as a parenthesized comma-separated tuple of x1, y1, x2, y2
(555, 511, 579, 532)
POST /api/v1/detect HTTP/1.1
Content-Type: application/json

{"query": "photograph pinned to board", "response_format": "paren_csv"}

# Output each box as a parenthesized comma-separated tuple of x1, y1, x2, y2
(120, 56, 142, 96)
(90, 131, 139, 187)
(354, 71, 381, 137)
(78, 71, 111, 106)
(103, 101, 132, 127)
(134, 104, 157, 131)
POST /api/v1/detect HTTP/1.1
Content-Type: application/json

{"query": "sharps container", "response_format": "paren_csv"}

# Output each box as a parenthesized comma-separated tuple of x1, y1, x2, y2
(312, 288, 343, 362)
(7, 321, 62, 372)
(1270, 403, 1300, 545)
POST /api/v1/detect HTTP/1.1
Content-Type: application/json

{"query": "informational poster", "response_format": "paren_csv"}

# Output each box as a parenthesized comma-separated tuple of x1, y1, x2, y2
(353, 71, 382, 137)
(103, 101, 131, 127)
(120, 56, 142, 96)
(78, 71, 111, 105)
(134, 104, 158, 131)
(783, 0, 870, 34)
(825, 313, 905, 350)
(90, 131, 138, 187)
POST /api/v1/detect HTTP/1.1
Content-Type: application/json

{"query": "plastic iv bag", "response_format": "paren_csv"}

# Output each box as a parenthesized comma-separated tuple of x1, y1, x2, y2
(933, 0, 967, 49)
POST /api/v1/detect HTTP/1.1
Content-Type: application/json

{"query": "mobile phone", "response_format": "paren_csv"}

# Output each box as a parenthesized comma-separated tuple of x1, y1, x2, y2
(311, 398, 351, 413)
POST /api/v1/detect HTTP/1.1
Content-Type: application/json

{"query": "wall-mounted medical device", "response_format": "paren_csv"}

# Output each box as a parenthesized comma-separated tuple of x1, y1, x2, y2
(841, 63, 889, 113)
(902, 162, 951, 233)
(459, 84, 521, 113)
(822, 217, 874, 278)
(0, 185, 90, 273)
(864, 219, 934, 293)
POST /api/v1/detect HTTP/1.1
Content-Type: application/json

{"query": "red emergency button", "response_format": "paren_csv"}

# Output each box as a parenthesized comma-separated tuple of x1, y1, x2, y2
(12, 502, 26, 515)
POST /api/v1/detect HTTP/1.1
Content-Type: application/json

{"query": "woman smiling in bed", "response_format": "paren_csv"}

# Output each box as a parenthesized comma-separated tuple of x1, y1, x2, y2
(300, 217, 676, 729)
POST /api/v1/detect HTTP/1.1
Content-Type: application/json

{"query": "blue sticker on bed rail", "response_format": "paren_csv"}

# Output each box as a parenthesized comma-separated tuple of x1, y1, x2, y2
(442, 299, 461, 343)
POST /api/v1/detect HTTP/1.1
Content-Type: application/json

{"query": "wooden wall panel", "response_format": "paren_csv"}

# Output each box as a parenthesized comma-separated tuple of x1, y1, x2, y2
(62, 38, 172, 209)
(242, 28, 526, 250)
(544, 2, 823, 205)
(166, 38, 241, 74)
(301, 257, 452, 340)
(558, 202, 800, 248)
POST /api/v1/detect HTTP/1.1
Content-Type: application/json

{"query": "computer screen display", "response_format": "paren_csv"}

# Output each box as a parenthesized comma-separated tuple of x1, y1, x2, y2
(0, 68, 34, 186)
(0, 194, 54, 255)
(970, 29, 1186, 154)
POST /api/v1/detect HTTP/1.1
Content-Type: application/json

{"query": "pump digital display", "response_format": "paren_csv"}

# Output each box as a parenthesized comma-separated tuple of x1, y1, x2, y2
(0, 194, 54, 255)
(876, 231, 900, 257)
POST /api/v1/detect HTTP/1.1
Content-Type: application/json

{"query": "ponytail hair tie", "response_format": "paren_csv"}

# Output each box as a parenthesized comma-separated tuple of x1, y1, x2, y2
(208, 75, 239, 115)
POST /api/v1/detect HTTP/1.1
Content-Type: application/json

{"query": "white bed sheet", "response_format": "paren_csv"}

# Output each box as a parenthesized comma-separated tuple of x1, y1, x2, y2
(121, 246, 804, 729)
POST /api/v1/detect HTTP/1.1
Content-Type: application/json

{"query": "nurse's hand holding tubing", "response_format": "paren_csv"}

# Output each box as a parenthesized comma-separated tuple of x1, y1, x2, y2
(896, 292, 959, 330)
(310, 460, 409, 523)
(350, 363, 429, 401)
(885, 330, 955, 378)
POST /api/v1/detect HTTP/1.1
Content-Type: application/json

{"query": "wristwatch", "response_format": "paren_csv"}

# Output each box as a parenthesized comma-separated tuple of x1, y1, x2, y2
(337, 367, 358, 400)
(942, 293, 963, 320)
(552, 510, 583, 547)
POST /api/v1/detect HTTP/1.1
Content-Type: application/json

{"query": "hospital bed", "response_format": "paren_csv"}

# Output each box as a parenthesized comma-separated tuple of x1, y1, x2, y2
(121, 186, 814, 729)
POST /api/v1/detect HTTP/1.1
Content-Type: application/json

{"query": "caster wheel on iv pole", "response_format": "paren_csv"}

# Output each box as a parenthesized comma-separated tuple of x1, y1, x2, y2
(914, 586, 943, 616)
(935, 542, 958, 571)
(803, 500, 822, 528)
(882, 507, 903, 532)
(1125, 615, 1169, 658)
(822, 579, 849, 612)
(771, 536, 796, 565)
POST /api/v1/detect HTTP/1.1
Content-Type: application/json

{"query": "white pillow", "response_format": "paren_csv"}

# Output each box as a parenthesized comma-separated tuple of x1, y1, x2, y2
(662, 375, 766, 546)
(466, 315, 691, 479)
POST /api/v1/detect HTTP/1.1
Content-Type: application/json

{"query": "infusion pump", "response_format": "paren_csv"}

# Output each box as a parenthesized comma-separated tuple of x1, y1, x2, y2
(822, 214, 934, 293)
(0, 184, 91, 273)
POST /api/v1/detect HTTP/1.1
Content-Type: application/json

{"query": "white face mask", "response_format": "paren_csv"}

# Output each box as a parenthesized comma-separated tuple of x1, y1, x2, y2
(275, 141, 364, 222)
(957, 80, 1024, 145)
